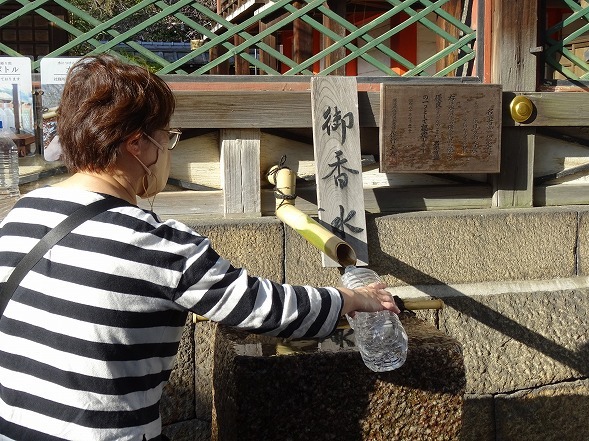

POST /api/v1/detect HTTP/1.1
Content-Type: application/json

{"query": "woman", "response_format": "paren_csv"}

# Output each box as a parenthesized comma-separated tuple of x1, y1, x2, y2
(0, 55, 399, 440)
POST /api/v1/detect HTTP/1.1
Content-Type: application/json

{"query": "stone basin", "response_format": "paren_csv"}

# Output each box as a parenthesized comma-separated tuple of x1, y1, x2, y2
(212, 314, 465, 441)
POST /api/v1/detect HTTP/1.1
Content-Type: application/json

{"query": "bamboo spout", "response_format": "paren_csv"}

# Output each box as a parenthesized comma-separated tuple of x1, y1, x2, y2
(267, 164, 357, 267)
(276, 204, 357, 267)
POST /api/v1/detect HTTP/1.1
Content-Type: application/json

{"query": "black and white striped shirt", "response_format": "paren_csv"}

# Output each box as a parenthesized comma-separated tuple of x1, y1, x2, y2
(0, 187, 343, 440)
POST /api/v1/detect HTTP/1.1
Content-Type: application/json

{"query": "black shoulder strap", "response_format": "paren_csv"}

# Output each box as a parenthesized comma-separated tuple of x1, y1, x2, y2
(0, 197, 129, 316)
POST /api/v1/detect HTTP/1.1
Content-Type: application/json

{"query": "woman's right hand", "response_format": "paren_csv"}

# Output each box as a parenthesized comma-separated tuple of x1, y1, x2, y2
(338, 282, 401, 317)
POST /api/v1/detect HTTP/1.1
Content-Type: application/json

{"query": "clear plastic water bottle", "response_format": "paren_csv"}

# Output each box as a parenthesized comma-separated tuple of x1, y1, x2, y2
(0, 121, 20, 199)
(341, 265, 408, 372)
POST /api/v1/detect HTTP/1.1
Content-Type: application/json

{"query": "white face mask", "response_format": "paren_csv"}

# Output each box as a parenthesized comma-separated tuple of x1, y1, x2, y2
(133, 134, 171, 199)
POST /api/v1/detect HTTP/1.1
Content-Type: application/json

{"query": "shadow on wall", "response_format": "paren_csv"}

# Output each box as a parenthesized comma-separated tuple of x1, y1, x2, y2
(461, 392, 589, 441)
(364, 216, 589, 378)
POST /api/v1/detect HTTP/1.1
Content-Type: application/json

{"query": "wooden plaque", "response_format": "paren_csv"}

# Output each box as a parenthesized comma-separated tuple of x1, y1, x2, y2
(311, 77, 368, 267)
(379, 84, 502, 173)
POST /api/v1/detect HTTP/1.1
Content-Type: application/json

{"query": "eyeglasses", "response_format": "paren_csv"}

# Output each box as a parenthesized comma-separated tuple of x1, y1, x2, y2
(161, 128, 182, 150)
(144, 128, 182, 151)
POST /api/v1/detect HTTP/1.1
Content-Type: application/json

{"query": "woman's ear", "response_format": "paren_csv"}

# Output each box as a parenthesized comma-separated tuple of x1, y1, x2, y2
(123, 131, 143, 156)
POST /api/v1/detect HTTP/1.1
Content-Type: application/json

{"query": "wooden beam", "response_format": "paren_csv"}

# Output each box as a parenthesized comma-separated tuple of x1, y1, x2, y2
(534, 183, 589, 207)
(136, 185, 494, 219)
(172, 89, 589, 128)
(171, 90, 380, 129)
(503, 93, 589, 127)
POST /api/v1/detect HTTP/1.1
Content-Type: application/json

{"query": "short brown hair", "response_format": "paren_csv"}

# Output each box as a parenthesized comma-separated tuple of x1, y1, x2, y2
(57, 54, 175, 172)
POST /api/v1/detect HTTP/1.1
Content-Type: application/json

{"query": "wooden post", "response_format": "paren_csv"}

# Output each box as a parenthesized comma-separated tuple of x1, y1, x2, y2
(311, 77, 368, 267)
(258, 20, 277, 75)
(293, 1, 313, 65)
(209, 45, 230, 75)
(220, 128, 261, 216)
(491, 0, 538, 207)
(234, 35, 250, 75)
(436, 0, 464, 75)
(322, 0, 347, 76)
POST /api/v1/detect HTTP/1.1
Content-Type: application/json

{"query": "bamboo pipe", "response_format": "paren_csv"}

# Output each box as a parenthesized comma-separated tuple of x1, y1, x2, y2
(275, 204, 357, 267)
(43, 107, 58, 119)
(265, 162, 444, 313)
(192, 298, 444, 325)
(267, 164, 357, 267)
(191, 163, 444, 325)
(398, 298, 444, 311)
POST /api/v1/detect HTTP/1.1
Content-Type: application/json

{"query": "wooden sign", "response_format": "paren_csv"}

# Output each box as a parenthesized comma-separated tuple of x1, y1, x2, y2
(379, 84, 502, 173)
(311, 77, 368, 267)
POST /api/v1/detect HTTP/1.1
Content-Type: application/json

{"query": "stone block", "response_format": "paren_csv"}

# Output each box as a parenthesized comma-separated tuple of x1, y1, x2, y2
(175, 217, 284, 281)
(194, 320, 216, 421)
(495, 379, 589, 441)
(459, 394, 495, 441)
(283, 221, 343, 286)
(579, 208, 589, 277)
(161, 315, 196, 424)
(212, 315, 465, 441)
(367, 208, 577, 286)
(162, 418, 211, 441)
(435, 280, 589, 394)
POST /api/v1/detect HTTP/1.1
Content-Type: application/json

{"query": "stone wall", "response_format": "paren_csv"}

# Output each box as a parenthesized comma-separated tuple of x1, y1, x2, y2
(161, 206, 589, 441)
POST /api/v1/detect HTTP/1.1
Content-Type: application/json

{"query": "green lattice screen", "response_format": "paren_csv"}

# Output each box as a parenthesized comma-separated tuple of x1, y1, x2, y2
(544, 0, 589, 81)
(0, 0, 483, 77)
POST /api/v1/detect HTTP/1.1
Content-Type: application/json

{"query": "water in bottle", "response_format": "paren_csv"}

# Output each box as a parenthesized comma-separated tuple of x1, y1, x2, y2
(341, 265, 408, 372)
(0, 121, 20, 199)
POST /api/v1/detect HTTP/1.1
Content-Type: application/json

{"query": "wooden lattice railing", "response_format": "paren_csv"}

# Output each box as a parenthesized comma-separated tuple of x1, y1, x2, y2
(1, 0, 484, 77)
(544, 0, 589, 81)
(1, 1, 589, 80)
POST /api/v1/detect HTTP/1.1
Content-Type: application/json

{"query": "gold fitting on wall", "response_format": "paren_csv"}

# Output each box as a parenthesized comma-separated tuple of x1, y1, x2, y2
(510, 96, 534, 123)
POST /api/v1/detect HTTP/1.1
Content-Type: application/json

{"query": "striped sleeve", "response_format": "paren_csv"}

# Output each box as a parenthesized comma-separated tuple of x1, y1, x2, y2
(165, 221, 344, 339)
